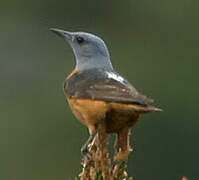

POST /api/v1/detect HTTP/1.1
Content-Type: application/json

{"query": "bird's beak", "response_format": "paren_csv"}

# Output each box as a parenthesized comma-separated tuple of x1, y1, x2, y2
(50, 28, 73, 41)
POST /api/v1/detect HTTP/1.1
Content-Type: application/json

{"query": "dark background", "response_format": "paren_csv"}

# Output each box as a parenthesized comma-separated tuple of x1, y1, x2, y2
(0, 0, 198, 179)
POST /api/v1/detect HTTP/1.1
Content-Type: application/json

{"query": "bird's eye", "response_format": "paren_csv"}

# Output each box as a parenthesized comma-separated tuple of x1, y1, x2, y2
(76, 36, 84, 44)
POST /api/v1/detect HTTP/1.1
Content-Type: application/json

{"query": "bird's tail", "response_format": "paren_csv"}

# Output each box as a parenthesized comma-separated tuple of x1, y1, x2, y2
(130, 104, 163, 113)
(144, 105, 163, 112)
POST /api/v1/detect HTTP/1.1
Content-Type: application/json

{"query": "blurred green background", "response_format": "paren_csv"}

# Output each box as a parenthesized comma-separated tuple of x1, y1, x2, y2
(0, 0, 198, 179)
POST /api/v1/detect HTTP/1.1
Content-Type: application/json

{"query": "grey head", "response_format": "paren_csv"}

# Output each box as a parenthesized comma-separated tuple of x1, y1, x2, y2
(50, 28, 113, 71)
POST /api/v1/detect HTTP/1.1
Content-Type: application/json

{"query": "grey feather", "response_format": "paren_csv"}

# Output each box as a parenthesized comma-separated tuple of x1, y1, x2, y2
(64, 69, 153, 106)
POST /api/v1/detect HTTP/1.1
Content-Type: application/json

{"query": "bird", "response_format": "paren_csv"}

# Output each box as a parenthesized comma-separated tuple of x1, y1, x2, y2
(50, 28, 162, 161)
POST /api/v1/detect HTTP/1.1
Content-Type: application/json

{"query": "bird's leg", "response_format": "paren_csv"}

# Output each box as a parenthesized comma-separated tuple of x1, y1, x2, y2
(114, 127, 132, 161)
(81, 128, 97, 158)
(81, 125, 97, 159)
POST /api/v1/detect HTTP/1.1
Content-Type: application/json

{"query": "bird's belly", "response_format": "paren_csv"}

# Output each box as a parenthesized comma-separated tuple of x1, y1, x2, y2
(105, 103, 139, 133)
(67, 97, 108, 132)
(67, 97, 139, 133)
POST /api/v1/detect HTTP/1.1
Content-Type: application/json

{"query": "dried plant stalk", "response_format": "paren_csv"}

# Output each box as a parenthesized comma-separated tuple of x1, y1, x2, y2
(78, 124, 133, 180)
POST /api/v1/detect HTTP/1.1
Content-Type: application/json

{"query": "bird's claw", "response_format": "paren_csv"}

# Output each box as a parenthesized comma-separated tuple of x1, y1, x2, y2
(81, 144, 92, 160)
(81, 133, 97, 160)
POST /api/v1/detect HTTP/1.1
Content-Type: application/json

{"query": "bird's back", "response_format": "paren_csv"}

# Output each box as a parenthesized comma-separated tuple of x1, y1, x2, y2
(64, 68, 159, 110)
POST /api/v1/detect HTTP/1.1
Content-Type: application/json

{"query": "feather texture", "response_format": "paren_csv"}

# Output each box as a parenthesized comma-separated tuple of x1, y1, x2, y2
(64, 68, 154, 106)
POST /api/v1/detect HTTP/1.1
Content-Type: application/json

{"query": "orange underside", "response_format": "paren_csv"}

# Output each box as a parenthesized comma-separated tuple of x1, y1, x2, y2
(67, 96, 142, 133)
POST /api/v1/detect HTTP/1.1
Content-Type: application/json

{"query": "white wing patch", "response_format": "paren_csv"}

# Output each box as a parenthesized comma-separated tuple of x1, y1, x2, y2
(106, 72, 125, 83)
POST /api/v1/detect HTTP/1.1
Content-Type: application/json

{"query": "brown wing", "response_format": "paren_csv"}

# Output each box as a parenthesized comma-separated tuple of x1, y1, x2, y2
(64, 69, 154, 106)
(86, 79, 153, 105)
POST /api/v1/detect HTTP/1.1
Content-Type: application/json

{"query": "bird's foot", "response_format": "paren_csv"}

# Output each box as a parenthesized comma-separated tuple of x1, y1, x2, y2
(81, 145, 92, 160)
(81, 134, 96, 160)
(114, 148, 132, 161)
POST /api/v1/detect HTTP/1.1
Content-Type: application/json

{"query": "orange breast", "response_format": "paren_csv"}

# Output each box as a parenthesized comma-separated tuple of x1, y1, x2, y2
(66, 69, 79, 80)
(66, 97, 140, 133)
(67, 97, 109, 132)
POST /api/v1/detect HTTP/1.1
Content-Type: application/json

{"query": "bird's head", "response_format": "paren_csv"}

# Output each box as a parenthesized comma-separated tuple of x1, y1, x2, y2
(50, 28, 113, 71)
